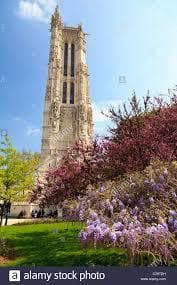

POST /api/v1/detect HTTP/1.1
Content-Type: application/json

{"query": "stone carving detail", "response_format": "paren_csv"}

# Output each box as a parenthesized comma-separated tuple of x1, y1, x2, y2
(87, 108, 92, 123)
(62, 29, 78, 43)
(59, 107, 66, 130)
(78, 105, 87, 135)
(45, 85, 51, 100)
(51, 6, 62, 29)
(49, 99, 60, 132)
(72, 108, 77, 136)
(87, 108, 93, 137)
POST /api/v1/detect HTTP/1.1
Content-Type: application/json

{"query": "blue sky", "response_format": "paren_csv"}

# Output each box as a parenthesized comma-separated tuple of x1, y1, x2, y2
(1, 0, 177, 152)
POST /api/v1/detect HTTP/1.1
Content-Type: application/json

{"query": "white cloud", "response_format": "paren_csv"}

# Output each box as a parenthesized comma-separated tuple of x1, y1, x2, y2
(26, 127, 41, 136)
(17, 0, 57, 22)
(92, 99, 122, 123)
(92, 99, 124, 137)
(92, 104, 107, 123)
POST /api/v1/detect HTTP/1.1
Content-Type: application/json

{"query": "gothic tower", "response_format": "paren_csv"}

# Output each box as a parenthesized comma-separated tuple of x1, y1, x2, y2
(40, 6, 93, 171)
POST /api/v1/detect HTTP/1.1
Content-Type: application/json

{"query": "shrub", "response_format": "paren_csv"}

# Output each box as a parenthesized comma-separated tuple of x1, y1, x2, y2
(32, 94, 177, 206)
(63, 161, 177, 264)
(12, 218, 62, 226)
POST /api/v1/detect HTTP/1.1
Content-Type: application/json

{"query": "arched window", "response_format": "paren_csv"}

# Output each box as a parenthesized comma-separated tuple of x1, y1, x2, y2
(62, 82, 67, 103)
(64, 43, 68, 76)
(70, 82, 74, 104)
(71, 44, 75, 77)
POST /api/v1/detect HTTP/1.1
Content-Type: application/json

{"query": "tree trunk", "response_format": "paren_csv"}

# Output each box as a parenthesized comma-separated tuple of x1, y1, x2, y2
(4, 212, 8, 226)
(4, 201, 11, 226)
(0, 203, 4, 227)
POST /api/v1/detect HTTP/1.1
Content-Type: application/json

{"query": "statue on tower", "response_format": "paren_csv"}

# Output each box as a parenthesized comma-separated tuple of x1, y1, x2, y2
(49, 99, 60, 133)
(51, 5, 62, 29)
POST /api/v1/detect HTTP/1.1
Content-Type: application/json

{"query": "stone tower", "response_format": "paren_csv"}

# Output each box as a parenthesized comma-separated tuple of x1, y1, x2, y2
(40, 6, 93, 171)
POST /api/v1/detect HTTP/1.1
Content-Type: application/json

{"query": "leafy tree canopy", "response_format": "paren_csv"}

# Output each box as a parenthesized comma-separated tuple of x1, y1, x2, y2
(0, 135, 40, 203)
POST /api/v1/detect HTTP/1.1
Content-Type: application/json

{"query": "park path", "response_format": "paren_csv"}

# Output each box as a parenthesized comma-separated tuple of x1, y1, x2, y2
(1, 218, 33, 226)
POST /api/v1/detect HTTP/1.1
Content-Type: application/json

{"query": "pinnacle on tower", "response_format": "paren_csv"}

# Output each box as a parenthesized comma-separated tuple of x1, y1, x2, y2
(51, 4, 62, 29)
(54, 5, 59, 15)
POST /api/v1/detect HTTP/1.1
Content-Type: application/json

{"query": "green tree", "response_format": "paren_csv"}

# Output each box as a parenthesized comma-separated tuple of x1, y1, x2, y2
(0, 135, 40, 226)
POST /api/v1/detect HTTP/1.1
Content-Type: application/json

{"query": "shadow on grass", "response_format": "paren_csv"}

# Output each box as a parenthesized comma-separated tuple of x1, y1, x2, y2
(1, 223, 128, 266)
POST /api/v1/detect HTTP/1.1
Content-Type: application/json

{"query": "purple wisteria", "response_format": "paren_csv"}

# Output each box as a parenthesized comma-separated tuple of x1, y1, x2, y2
(63, 161, 177, 264)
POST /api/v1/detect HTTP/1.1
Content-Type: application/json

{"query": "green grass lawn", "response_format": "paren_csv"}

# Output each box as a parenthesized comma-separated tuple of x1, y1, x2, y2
(0, 222, 128, 266)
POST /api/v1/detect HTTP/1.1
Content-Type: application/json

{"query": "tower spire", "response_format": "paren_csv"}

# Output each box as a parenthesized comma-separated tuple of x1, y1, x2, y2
(55, 5, 59, 14)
